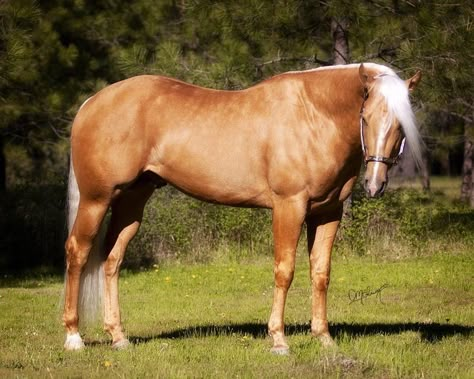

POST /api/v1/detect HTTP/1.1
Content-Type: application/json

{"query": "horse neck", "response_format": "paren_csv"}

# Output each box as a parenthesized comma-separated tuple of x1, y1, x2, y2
(302, 69, 364, 146)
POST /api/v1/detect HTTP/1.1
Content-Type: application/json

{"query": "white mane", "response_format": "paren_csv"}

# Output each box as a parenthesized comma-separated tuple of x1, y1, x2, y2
(374, 71, 423, 169)
(288, 62, 395, 75)
(288, 63, 423, 168)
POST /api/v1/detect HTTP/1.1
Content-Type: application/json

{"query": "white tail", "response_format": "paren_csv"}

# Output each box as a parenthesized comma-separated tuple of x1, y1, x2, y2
(67, 160, 107, 326)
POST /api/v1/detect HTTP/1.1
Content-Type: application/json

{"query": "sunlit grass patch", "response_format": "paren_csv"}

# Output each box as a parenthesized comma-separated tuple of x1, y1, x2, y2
(0, 252, 472, 378)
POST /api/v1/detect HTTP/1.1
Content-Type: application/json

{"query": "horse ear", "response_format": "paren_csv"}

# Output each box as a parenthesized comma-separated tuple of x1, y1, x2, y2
(406, 70, 422, 92)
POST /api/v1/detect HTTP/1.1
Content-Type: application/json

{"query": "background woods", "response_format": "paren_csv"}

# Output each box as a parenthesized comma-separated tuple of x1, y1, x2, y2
(0, 0, 473, 270)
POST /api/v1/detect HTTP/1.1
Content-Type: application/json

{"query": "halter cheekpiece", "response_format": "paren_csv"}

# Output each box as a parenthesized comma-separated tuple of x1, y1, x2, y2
(359, 87, 406, 167)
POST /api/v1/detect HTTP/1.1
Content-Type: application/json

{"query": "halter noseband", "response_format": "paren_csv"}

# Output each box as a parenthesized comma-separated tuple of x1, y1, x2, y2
(359, 88, 406, 167)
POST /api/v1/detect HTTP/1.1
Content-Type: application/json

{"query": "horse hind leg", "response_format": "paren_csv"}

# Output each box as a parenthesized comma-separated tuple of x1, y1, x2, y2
(63, 198, 109, 350)
(103, 179, 155, 349)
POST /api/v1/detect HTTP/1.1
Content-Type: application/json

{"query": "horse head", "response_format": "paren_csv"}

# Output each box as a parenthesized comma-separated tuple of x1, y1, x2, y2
(358, 64, 422, 198)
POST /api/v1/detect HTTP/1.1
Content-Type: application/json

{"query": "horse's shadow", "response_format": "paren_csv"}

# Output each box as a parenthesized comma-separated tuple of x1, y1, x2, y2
(128, 321, 473, 346)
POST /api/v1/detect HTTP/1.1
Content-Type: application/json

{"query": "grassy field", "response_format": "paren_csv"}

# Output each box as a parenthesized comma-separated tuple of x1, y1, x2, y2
(390, 176, 463, 200)
(0, 250, 472, 378)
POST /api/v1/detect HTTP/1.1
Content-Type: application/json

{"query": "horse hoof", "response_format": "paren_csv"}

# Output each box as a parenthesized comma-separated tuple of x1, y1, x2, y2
(318, 334, 336, 348)
(270, 345, 290, 355)
(112, 339, 130, 350)
(64, 333, 85, 351)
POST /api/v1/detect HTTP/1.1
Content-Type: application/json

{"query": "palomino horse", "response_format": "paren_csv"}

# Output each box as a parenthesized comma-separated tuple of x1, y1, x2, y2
(63, 63, 422, 353)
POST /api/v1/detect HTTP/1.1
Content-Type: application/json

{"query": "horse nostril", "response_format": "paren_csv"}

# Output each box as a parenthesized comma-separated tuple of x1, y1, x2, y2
(373, 181, 387, 198)
(365, 179, 386, 198)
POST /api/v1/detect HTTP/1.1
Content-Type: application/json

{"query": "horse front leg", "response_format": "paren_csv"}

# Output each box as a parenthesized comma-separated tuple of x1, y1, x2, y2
(268, 197, 306, 355)
(306, 206, 343, 346)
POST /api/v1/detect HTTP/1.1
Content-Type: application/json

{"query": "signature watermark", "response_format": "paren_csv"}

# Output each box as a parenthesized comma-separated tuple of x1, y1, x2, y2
(348, 283, 389, 305)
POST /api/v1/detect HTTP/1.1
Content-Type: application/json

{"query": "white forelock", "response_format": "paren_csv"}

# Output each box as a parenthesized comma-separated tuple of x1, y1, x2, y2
(374, 72, 424, 169)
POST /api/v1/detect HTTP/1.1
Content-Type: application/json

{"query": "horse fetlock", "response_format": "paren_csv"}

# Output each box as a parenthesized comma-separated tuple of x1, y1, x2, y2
(62, 313, 79, 330)
(316, 334, 336, 348)
(104, 322, 126, 342)
(311, 318, 329, 336)
(268, 317, 283, 335)
(311, 320, 335, 347)
(104, 321, 119, 333)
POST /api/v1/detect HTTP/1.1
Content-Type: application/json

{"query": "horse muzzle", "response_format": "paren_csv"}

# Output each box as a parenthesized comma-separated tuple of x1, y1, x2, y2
(364, 162, 388, 198)
(364, 178, 387, 198)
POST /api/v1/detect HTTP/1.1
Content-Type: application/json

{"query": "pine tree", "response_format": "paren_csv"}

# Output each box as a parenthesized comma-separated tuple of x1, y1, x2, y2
(0, 0, 41, 190)
(400, 1, 474, 205)
(1, 0, 472, 204)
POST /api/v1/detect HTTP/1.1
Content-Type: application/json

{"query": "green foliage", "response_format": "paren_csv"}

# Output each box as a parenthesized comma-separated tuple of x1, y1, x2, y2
(126, 179, 474, 267)
(126, 180, 474, 267)
(1, 178, 472, 271)
(338, 184, 474, 259)
(125, 187, 272, 267)
(0, 0, 41, 126)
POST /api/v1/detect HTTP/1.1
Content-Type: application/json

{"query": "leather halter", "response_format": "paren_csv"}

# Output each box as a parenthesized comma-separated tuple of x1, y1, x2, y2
(359, 89, 406, 167)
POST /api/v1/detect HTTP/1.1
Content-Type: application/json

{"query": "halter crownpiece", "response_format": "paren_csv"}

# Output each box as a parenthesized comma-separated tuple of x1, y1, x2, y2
(359, 90, 406, 167)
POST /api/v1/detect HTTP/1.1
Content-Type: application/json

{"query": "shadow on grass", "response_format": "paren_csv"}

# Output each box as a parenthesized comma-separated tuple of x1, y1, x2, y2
(127, 321, 473, 346)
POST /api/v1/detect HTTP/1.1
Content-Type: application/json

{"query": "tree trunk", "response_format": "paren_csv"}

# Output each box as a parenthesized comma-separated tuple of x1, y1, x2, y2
(331, 18, 350, 65)
(471, 158, 474, 208)
(0, 136, 6, 192)
(460, 123, 473, 206)
(421, 148, 431, 192)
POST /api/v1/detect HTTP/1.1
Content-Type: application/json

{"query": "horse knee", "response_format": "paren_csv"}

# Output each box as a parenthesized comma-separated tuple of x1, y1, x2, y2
(268, 318, 284, 335)
(313, 274, 330, 291)
(274, 261, 295, 288)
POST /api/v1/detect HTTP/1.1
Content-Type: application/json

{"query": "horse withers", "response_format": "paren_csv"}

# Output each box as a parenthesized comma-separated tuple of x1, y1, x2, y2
(63, 63, 422, 353)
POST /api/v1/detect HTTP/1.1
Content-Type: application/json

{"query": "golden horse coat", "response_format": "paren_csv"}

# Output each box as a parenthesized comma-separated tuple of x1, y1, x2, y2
(63, 63, 422, 353)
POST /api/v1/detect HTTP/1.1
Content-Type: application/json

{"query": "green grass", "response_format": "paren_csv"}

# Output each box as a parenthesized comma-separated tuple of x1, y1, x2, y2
(390, 175, 463, 200)
(0, 251, 472, 378)
(1, 176, 472, 377)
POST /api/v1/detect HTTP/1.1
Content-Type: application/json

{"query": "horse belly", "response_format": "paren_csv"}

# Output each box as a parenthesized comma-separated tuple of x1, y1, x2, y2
(147, 137, 271, 207)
